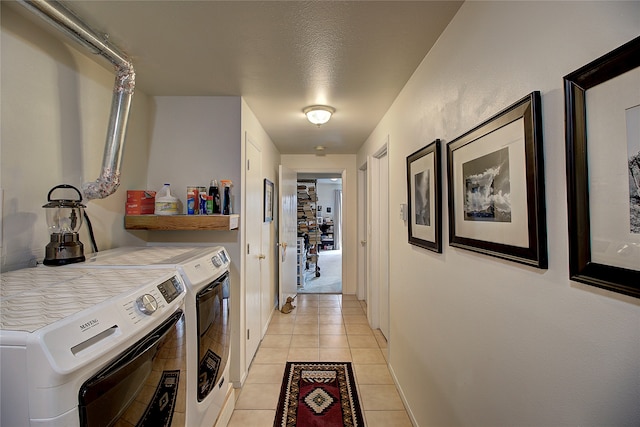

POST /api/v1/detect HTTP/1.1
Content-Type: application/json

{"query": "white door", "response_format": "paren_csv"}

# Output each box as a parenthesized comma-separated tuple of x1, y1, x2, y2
(245, 137, 262, 367)
(278, 165, 297, 309)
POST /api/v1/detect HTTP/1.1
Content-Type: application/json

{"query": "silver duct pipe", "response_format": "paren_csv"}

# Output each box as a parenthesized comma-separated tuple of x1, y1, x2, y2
(18, 0, 135, 200)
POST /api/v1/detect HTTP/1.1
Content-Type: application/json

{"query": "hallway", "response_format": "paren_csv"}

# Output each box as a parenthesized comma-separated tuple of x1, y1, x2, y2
(299, 249, 342, 294)
(228, 294, 412, 426)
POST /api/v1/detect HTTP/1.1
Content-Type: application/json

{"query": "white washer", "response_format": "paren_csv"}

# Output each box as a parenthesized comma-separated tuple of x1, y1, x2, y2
(71, 246, 234, 427)
(0, 266, 187, 426)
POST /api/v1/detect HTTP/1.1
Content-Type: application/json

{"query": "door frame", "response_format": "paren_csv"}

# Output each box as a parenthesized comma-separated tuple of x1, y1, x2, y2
(286, 167, 347, 294)
(366, 138, 389, 336)
(357, 162, 368, 301)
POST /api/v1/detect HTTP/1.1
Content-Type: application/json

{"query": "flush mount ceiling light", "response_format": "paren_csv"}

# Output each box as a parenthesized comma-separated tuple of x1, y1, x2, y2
(304, 105, 335, 126)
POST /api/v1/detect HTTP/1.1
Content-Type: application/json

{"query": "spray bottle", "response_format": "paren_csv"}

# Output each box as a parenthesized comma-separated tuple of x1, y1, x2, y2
(209, 180, 221, 214)
(221, 180, 232, 215)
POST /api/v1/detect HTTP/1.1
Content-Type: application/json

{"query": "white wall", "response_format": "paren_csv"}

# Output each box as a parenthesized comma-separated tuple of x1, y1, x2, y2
(281, 154, 358, 294)
(142, 96, 242, 297)
(146, 96, 241, 212)
(1, 3, 149, 271)
(316, 180, 342, 223)
(358, 1, 640, 426)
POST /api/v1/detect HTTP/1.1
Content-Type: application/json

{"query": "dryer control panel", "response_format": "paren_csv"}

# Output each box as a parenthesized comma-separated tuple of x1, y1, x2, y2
(157, 275, 184, 303)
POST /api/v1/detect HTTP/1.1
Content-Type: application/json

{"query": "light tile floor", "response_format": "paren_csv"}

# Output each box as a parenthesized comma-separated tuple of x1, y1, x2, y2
(227, 293, 413, 427)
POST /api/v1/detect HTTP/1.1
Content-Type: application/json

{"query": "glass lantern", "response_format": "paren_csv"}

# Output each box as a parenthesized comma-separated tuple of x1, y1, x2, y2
(43, 184, 86, 266)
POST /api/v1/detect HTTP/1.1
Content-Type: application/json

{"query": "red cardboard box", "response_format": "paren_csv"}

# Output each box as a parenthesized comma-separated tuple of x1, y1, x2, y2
(126, 190, 156, 215)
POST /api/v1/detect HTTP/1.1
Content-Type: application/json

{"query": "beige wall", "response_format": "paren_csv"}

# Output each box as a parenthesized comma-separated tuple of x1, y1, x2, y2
(281, 154, 358, 294)
(357, 1, 640, 426)
(1, 3, 149, 271)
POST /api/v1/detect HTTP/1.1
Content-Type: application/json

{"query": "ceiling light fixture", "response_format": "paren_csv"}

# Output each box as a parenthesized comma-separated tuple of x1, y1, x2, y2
(304, 105, 335, 126)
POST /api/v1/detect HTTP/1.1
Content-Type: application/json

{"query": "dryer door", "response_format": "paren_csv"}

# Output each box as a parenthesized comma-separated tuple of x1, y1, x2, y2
(195, 271, 230, 401)
(78, 310, 186, 427)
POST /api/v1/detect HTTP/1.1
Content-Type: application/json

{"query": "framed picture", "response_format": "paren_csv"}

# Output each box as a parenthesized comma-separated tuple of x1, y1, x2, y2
(264, 178, 274, 222)
(447, 91, 547, 268)
(406, 139, 442, 252)
(564, 36, 640, 298)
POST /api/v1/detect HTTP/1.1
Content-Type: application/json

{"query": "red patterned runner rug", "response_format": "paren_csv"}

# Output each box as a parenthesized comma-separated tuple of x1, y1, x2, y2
(274, 362, 365, 427)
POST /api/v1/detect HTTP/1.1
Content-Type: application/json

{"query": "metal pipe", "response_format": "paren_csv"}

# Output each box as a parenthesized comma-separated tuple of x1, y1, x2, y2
(18, 0, 135, 200)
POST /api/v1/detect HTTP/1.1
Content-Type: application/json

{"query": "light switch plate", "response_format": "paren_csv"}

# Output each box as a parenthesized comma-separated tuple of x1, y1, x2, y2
(400, 203, 407, 222)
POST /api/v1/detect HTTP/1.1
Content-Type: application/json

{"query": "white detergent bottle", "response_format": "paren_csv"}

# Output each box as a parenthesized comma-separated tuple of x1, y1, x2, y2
(154, 183, 179, 215)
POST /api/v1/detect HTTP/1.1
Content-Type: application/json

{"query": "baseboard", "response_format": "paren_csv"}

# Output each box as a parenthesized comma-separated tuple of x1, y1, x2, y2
(214, 387, 235, 427)
(262, 303, 276, 337)
(388, 361, 419, 427)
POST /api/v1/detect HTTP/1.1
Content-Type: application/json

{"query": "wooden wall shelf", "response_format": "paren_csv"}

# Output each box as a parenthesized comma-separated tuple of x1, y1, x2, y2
(125, 214, 239, 231)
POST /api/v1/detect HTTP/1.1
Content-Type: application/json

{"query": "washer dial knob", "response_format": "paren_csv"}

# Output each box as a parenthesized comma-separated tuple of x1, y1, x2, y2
(211, 255, 222, 268)
(136, 294, 158, 315)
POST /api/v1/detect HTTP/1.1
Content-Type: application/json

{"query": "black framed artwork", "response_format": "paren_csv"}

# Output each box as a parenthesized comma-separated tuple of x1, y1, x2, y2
(264, 178, 274, 222)
(564, 35, 640, 298)
(407, 139, 442, 252)
(447, 91, 547, 268)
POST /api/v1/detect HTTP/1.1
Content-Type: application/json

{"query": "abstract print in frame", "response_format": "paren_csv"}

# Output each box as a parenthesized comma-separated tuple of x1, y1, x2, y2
(447, 91, 547, 268)
(407, 139, 442, 252)
(565, 35, 640, 298)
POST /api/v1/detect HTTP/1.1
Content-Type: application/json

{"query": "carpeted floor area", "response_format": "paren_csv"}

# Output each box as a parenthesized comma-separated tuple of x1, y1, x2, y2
(299, 249, 342, 294)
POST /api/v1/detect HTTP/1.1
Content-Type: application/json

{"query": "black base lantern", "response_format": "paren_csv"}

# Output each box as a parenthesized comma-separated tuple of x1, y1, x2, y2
(43, 185, 86, 266)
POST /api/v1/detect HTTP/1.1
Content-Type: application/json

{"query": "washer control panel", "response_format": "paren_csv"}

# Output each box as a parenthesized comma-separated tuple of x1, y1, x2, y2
(157, 275, 184, 303)
(124, 274, 185, 322)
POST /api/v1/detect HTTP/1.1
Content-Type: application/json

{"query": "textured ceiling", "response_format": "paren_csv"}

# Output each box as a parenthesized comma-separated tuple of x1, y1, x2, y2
(19, 1, 463, 155)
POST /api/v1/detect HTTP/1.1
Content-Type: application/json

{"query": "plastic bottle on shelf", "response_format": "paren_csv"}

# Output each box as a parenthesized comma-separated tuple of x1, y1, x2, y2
(209, 180, 221, 214)
(187, 188, 196, 215)
(221, 180, 232, 215)
(154, 183, 179, 215)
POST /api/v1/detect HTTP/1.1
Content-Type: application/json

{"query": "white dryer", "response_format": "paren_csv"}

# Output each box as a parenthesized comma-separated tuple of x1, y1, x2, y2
(69, 246, 234, 427)
(0, 266, 187, 426)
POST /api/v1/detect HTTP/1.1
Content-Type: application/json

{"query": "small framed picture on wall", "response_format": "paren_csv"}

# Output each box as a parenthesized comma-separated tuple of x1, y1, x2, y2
(407, 139, 442, 252)
(264, 179, 274, 222)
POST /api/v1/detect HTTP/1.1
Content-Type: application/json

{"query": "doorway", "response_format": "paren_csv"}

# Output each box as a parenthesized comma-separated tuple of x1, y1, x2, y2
(297, 175, 343, 294)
